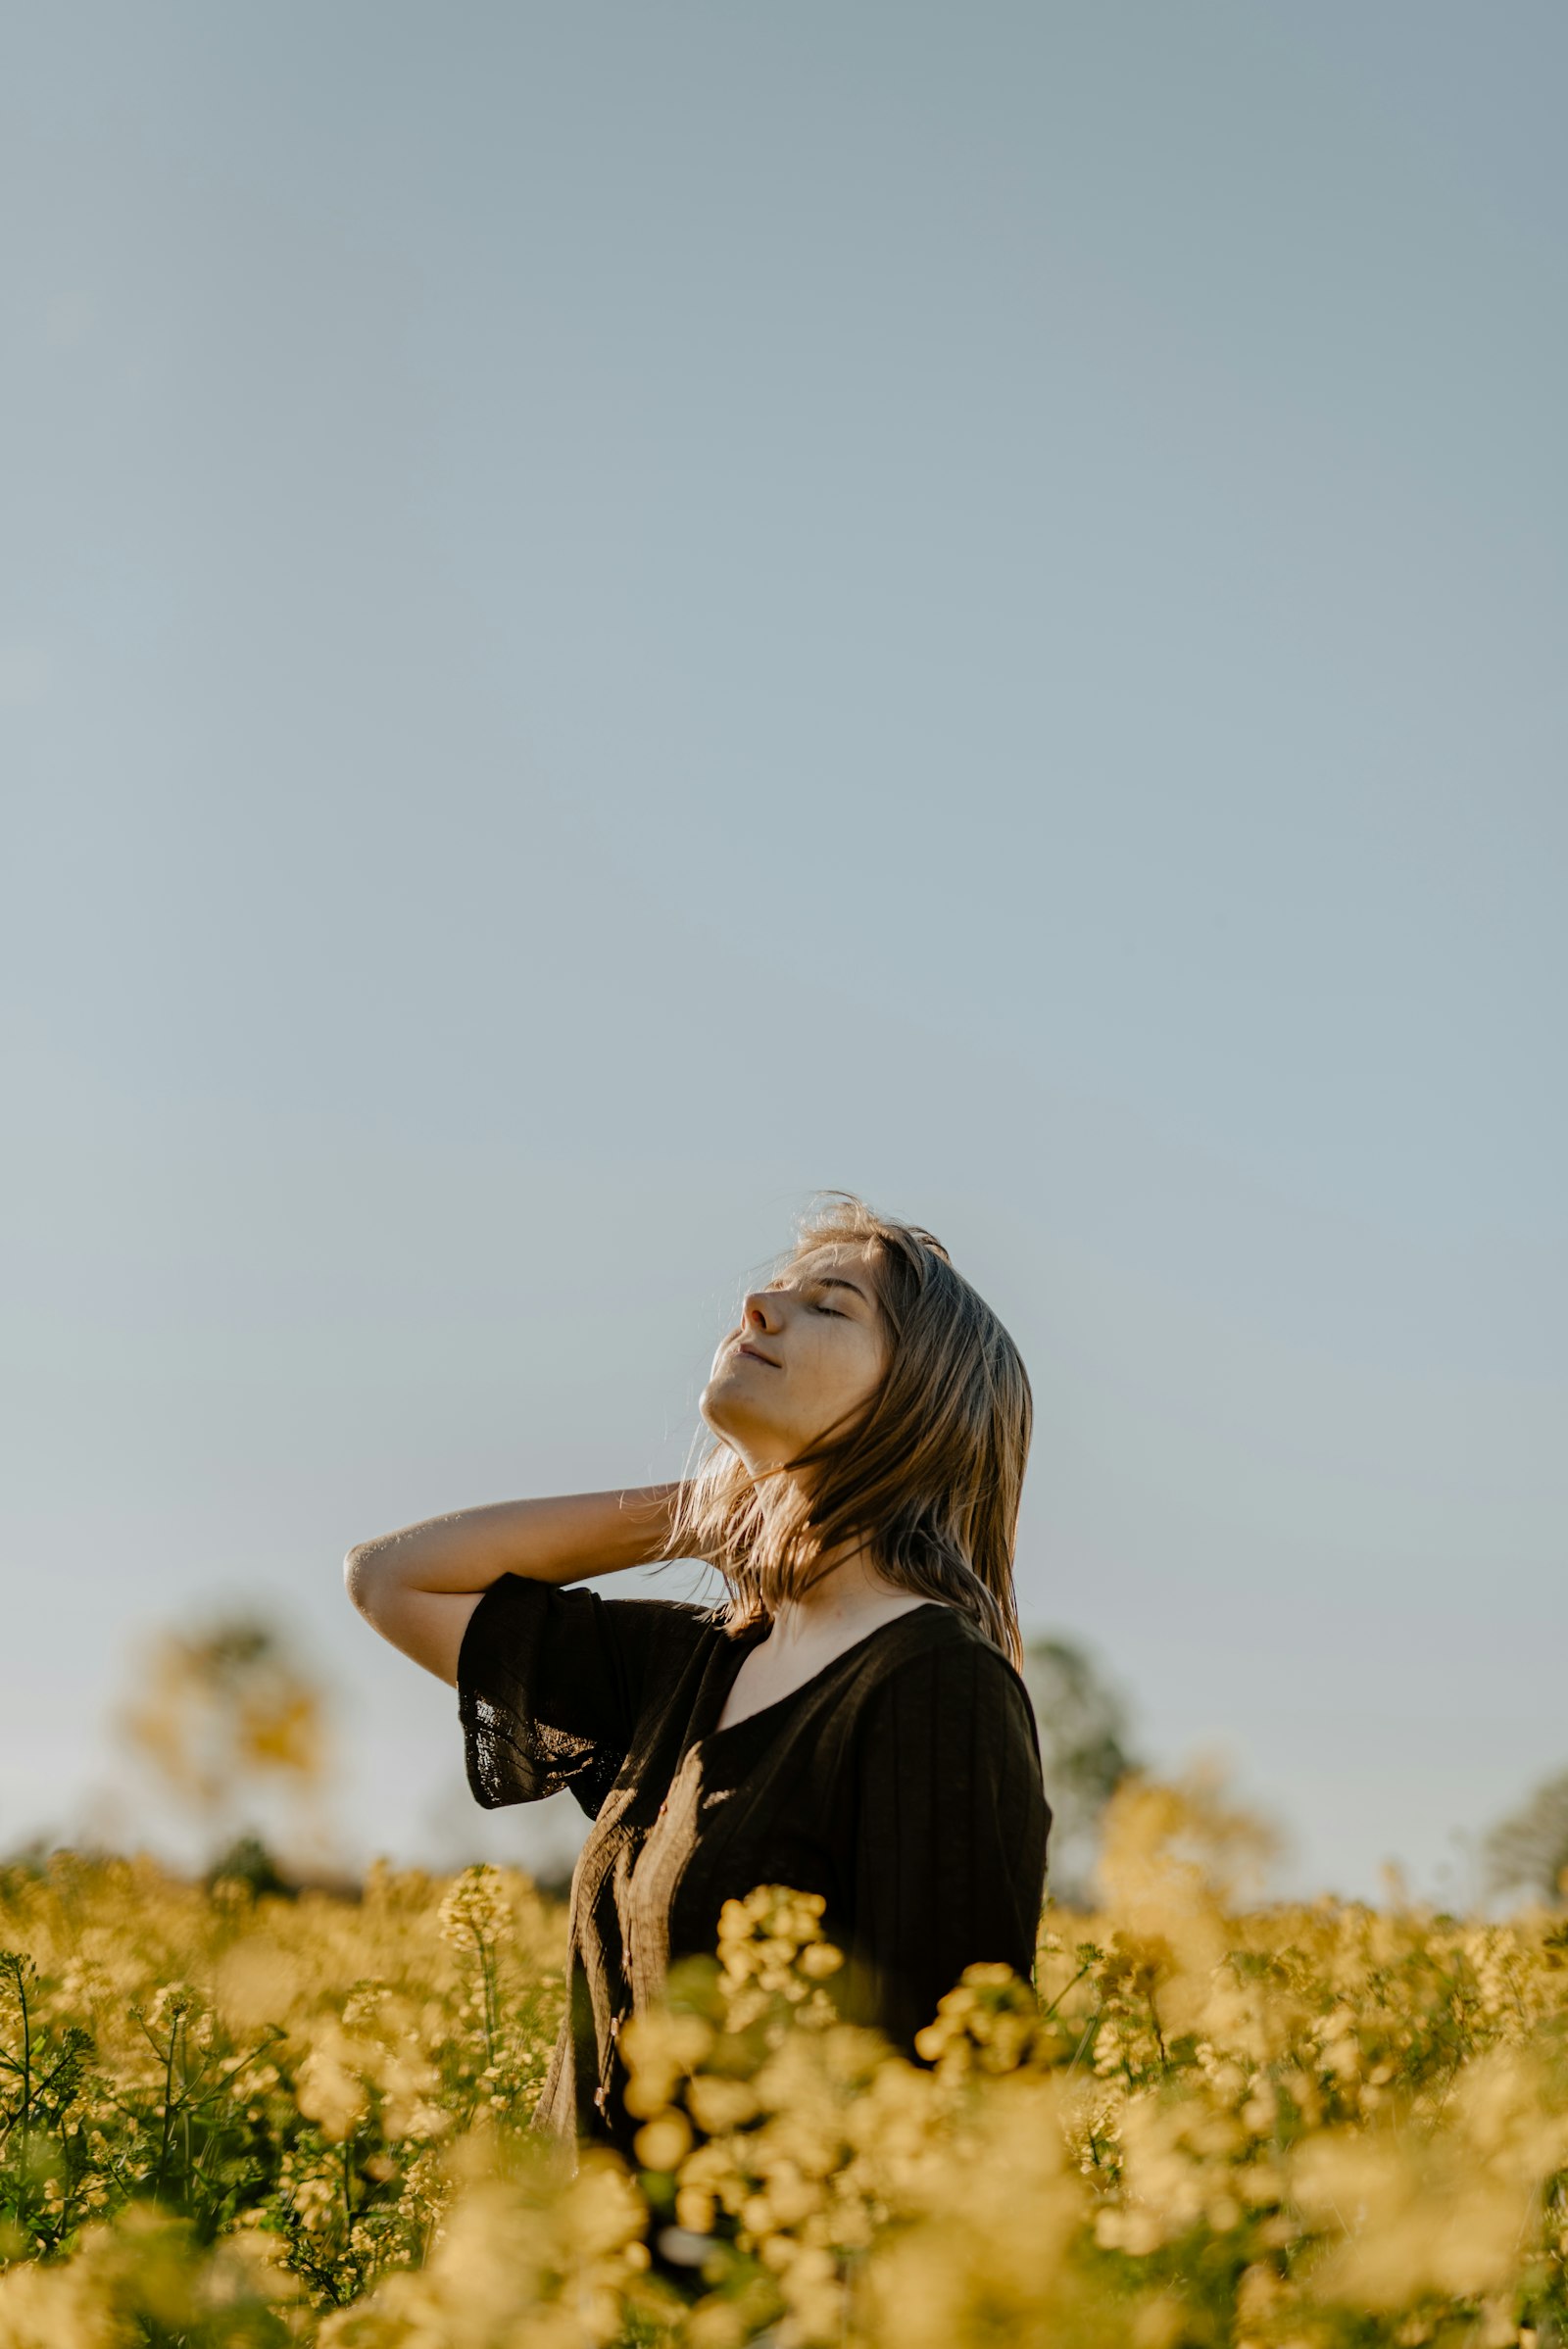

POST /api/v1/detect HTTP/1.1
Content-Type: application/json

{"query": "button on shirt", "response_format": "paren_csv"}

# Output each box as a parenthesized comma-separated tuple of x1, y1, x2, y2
(457, 1575, 1052, 2169)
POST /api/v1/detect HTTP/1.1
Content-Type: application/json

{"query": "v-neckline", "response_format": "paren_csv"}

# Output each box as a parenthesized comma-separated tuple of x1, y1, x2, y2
(698, 1602, 946, 1746)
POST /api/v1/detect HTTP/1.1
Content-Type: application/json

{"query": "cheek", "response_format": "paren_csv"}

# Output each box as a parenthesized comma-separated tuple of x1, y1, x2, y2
(834, 1334, 886, 1404)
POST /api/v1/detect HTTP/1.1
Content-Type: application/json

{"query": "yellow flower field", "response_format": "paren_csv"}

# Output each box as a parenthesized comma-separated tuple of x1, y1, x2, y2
(3, 1765, 1565, 2349)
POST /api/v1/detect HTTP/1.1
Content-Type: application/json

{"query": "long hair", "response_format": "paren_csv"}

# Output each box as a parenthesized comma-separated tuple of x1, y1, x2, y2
(660, 1193, 1033, 1670)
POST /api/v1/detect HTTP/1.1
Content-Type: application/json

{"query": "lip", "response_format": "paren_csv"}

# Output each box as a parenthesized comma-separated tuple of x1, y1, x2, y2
(734, 1341, 780, 1368)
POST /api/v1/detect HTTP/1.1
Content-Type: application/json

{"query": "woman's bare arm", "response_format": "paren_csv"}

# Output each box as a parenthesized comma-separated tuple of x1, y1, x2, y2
(343, 1484, 685, 1688)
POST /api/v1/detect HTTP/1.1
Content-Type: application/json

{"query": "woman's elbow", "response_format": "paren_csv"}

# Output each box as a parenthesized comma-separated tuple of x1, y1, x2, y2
(343, 1542, 386, 1615)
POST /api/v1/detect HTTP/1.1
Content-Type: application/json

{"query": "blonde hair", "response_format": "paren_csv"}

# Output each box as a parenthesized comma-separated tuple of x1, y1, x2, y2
(660, 1192, 1033, 1670)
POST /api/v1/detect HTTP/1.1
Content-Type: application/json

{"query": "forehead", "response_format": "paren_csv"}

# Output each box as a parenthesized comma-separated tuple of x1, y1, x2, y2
(783, 1239, 881, 1292)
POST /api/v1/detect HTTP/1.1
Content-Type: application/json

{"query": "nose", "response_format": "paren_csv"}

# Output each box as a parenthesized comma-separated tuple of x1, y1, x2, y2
(741, 1288, 783, 1335)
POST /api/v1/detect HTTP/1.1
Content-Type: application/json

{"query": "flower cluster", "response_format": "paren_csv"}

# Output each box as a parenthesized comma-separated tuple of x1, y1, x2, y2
(1, 1773, 1566, 2349)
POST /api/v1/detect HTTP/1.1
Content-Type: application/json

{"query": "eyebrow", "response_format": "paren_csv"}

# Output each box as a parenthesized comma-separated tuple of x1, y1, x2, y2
(762, 1272, 872, 1304)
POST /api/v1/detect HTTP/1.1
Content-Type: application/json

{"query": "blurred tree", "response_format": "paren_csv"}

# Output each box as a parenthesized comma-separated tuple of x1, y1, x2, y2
(202, 1828, 300, 1900)
(1482, 1767, 1568, 1908)
(1019, 1632, 1144, 1909)
(114, 1613, 337, 1882)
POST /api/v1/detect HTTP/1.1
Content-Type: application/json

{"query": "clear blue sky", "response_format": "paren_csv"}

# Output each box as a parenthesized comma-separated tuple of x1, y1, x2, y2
(4, 2, 1564, 1909)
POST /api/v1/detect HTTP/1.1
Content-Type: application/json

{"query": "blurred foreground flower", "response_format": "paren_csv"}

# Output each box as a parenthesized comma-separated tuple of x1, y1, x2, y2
(1, 1762, 1565, 2348)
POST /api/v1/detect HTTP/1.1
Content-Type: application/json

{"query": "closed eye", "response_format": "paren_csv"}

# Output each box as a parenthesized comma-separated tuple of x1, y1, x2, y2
(811, 1300, 844, 1316)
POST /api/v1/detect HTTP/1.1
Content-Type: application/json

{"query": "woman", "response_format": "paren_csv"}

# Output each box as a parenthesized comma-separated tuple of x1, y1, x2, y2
(345, 1193, 1052, 2171)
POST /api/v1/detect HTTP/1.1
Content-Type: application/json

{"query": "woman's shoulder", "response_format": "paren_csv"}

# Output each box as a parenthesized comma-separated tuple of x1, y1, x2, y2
(845, 1597, 1043, 1755)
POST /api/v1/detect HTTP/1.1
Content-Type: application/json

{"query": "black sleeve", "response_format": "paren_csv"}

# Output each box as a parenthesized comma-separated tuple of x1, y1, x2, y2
(457, 1573, 714, 1821)
(843, 1638, 1053, 2058)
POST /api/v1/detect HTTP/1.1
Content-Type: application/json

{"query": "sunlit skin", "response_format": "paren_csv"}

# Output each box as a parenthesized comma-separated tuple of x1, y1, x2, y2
(703, 1239, 889, 1474)
(700, 1240, 930, 1703)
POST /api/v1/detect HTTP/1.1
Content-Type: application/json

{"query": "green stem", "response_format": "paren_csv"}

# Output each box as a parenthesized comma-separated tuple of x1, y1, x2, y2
(472, 1929, 499, 2072)
(15, 1964, 31, 2147)
(153, 2015, 180, 2202)
(1039, 1958, 1095, 2022)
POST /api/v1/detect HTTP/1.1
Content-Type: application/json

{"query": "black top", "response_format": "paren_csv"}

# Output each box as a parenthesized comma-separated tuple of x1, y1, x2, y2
(457, 1574, 1052, 2166)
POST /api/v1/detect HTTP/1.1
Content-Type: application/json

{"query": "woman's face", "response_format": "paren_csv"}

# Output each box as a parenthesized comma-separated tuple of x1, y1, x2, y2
(701, 1240, 890, 1472)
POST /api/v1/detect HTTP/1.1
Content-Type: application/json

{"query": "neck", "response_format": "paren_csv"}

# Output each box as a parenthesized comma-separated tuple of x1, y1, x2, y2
(763, 1537, 907, 1651)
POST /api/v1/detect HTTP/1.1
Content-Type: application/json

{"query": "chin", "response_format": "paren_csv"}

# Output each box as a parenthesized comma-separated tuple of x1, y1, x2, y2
(699, 1380, 766, 1454)
(698, 1380, 735, 1439)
